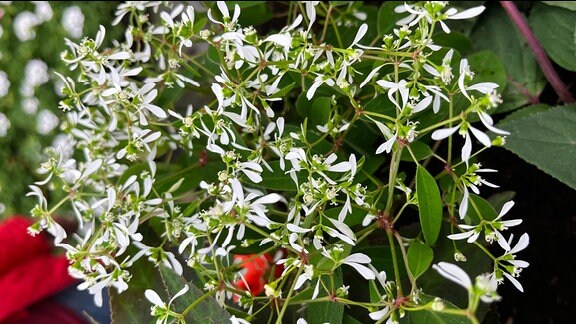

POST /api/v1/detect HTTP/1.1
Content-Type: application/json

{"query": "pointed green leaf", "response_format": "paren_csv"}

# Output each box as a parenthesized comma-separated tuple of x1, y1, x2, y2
(407, 241, 434, 279)
(497, 105, 576, 189)
(416, 165, 442, 245)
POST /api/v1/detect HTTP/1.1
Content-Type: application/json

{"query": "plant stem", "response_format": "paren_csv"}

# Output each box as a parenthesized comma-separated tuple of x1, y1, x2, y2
(500, 1, 574, 103)
(387, 229, 403, 297)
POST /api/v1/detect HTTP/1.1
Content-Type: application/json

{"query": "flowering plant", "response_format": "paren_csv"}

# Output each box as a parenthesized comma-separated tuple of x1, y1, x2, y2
(0, 1, 119, 218)
(27, 2, 535, 323)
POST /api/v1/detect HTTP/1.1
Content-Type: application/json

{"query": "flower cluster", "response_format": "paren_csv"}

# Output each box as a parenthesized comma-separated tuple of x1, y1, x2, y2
(28, 1, 528, 323)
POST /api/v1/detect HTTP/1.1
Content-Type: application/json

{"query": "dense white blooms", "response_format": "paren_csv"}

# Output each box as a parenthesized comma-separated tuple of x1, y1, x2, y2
(62, 6, 84, 38)
(13, 11, 39, 41)
(23, 2, 528, 323)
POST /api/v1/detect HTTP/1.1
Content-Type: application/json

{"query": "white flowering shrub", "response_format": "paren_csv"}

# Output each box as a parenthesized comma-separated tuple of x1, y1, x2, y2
(29, 2, 529, 323)
(0, 1, 119, 217)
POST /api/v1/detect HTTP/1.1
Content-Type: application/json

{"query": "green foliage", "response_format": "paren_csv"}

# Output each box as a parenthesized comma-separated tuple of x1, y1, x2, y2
(407, 241, 434, 279)
(498, 105, 576, 189)
(470, 5, 546, 112)
(416, 165, 442, 246)
(530, 2, 576, 71)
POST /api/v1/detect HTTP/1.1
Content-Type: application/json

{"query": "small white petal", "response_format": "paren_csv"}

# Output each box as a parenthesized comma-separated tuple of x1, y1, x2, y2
(351, 23, 368, 47)
(447, 231, 475, 241)
(461, 133, 472, 163)
(433, 262, 472, 289)
(449, 6, 485, 20)
(469, 126, 492, 147)
(431, 125, 460, 141)
(498, 200, 515, 219)
(503, 272, 524, 292)
(145, 289, 165, 307)
(510, 233, 529, 254)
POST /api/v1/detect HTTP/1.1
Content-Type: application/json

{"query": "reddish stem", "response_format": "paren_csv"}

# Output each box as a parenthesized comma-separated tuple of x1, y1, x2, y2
(500, 1, 575, 103)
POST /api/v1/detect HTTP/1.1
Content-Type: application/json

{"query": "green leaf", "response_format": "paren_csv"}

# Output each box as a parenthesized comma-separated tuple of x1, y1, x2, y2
(498, 103, 553, 123)
(432, 32, 472, 57)
(297, 94, 331, 126)
(530, 2, 576, 71)
(416, 165, 442, 245)
(542, 1, 576, 11)
(470, 5, 546, 112)
(400, 293, 472, 324)
(110, 257, 231, 323)
(487, 191, 516, 213)
(254, 160, 303, 191)
(377, 2, 405, 36)
(400, 141, 433, 162)
(467, 50, 507, 90)
(466, 194, 498, 223)
(237, 2, 273, 26)
(343, 314, 364, 324)
(307, 269, 344, 324)
(407, 241, 434, 279)
(497, 105, 576, 189)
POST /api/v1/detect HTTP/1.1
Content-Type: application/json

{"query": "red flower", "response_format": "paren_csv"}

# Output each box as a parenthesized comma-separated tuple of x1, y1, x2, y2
(233, 250, 285, 300)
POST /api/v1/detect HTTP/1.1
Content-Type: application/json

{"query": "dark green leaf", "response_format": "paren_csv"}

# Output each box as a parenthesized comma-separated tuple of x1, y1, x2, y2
(297, 94, 332, 126)
(432, 32, 472, 57)
(377, 2, 405, 36)
(487, 191, 516, 214)
(542, 1, 576, 11)
(470, 5, 546, 112)
(254, 160, 303, 191)
(343, 314, 364, 324)
(407, 241, 434, 279)
(237, 2, 273, 26)
(307, 269, 344, 324)
(466, 194, 498, 223)
(497, 105, 576, 189)
(498, 104, 552, 124)
(400, 141, 433, 162)
(467, 50, 507, 90)
(416, 165, 442, 245)
(269, 82, 296, 98)
(530, 2, 576, 71)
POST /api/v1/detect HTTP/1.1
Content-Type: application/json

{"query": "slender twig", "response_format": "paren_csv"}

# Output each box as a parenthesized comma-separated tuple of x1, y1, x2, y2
(500, 1, 574, 103)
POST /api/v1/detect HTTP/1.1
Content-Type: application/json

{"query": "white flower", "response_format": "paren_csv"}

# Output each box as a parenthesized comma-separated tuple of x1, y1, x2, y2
(0, 112, 10, 137)
(433, 262, 472, 289)
(376, 79, 409, 111)
(62, 6, 84, 38)
(230, 315, 251, 324)
(145, 285, 189, 323)
(396, 3, 485, 34)
(208, 1, 241, 31)
(14, 11, 39, 41)
(431, 120, 492, 164)
(321, 250, 376, 280)
(0, 70, 10, 98)
(37, 109, 60, 135)
(34, 1, 53, 23)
